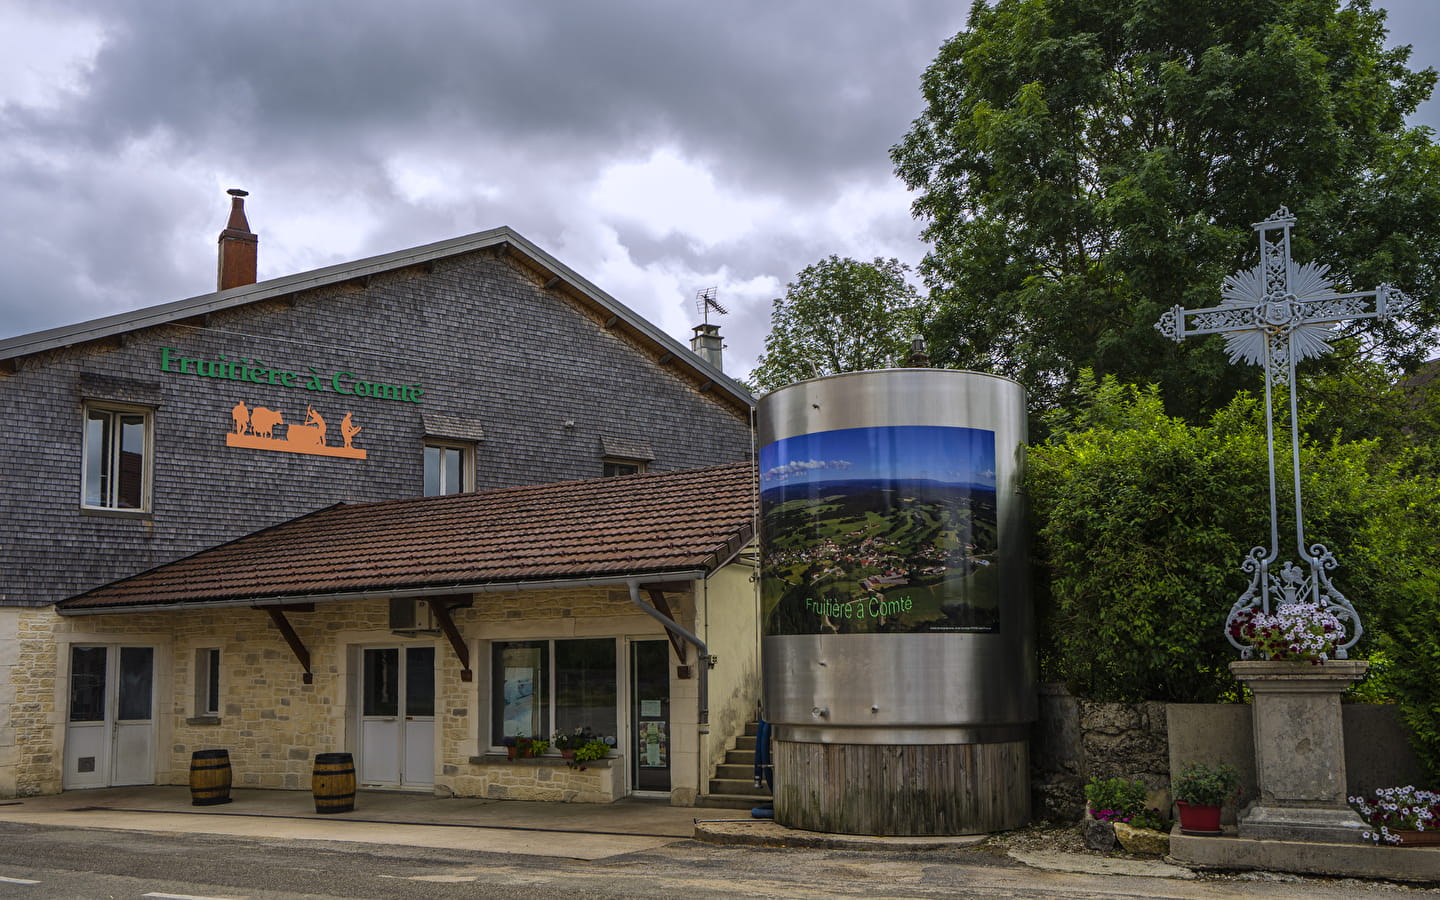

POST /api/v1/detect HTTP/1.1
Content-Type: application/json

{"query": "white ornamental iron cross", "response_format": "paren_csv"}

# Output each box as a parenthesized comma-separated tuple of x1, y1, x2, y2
(1154, 207, 1411, 657)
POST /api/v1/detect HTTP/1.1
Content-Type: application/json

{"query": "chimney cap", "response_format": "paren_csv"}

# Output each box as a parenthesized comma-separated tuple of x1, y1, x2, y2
(227, 188, 249, 198)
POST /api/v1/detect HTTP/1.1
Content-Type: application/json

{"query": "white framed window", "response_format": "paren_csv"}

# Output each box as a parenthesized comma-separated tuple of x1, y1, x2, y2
(602, 457, 646, 478)
(82, 404, 152, 511)
(490, 638, 617, 747)
(195, 648, 221, 717)
(424, 441, 472, 496)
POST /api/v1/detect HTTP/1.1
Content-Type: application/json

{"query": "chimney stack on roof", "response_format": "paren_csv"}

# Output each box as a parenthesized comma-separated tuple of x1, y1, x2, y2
(217, 188, 258, 291)
(903, 336, 931, 368)
(690, 323, 723, 371)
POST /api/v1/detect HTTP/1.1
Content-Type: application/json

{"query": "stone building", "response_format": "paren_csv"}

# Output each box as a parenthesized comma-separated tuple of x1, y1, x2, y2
(0, 192, 758, 801)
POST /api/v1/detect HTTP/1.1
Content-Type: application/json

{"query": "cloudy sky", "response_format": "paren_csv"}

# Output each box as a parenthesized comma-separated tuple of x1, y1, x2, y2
(2, 2, 1437, 383)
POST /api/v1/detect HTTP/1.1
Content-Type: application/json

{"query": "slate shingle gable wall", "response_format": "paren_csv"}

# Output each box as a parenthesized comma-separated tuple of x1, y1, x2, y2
(1, 248, 752, 606)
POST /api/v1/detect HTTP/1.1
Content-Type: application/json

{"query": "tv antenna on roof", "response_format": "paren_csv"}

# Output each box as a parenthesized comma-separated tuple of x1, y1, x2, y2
(695, 287, 727, 324)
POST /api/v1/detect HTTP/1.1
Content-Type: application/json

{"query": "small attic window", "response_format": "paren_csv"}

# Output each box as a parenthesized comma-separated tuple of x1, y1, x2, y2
(602, 458, 646, 478)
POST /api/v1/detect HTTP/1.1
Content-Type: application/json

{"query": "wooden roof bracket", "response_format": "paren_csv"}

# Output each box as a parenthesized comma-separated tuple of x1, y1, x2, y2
(629, 579, 708, 725)
(263, 606, 314, 684)
(646, 588, 689, 665)
(428, 598, 473, 682)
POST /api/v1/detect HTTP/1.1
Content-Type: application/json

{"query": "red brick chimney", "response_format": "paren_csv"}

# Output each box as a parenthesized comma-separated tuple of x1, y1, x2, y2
(217, 188, 258, 291)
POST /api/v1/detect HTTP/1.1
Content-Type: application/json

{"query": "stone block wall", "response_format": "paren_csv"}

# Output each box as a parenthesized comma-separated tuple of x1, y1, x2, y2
(1031, 683, 1429, 823)
(451, 757, 619, 803)
(1030, 684, 1169, 822)
(2, 575, 758, 802)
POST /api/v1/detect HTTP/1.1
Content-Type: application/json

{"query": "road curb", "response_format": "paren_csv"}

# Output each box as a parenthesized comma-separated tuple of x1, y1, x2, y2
(692, 818, 988, 851)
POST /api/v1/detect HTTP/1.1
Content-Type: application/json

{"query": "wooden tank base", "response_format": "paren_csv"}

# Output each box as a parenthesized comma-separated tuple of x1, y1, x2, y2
(774, 739, 1029, 836)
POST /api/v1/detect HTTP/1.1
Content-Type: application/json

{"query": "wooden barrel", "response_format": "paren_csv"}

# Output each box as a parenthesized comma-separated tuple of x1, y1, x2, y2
(189, 749, 233, 806)
(312, 752, 355, 814)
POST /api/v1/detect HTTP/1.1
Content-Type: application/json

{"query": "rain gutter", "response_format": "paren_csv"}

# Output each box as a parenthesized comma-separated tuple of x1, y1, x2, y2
(56, 570, 711, 616)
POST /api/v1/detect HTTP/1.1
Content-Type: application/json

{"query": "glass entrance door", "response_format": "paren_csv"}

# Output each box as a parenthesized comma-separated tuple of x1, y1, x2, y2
(63, 645, 155, 789)
(630, 640, 671, 792)
(358, 645, 435, 787)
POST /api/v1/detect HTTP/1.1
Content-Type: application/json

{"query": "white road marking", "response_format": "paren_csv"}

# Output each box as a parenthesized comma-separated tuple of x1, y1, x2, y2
(143, 893, 243, 900)
(0, 876, 39, 884)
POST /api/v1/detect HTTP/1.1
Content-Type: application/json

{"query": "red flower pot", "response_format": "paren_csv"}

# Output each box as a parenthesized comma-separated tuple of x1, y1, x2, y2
(1176, 801, 1222, 836)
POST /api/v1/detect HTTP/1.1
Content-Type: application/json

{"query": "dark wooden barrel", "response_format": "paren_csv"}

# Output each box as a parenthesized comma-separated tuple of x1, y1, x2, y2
(189, 749, 233, 806)
(312, 752, 356, 814)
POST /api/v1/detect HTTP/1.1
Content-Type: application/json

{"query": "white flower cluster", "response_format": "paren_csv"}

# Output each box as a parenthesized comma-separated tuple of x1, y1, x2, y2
(1349, 786, 1440, 845)
(1248, 601, 1344, 661)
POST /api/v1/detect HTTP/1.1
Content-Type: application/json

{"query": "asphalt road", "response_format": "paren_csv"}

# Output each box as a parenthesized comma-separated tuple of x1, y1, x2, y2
(0, 821, 1432, 899)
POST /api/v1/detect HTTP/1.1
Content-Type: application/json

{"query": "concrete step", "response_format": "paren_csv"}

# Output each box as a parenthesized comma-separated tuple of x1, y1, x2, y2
(723, 749, 756, 766)
(695, 794, 774, 810)
(709, 777, 772, 797)
(732, 735, 756, 751)
(743, 721, 759, 736)
(715, 763, 756, 780)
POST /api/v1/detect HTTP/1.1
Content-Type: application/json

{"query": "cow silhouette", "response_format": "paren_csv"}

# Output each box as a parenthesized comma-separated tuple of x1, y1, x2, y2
(250, 407, 284, 439)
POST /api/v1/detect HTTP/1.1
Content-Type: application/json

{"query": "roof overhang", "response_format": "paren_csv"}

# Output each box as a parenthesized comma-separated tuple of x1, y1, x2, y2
(56, 569, 712, 616)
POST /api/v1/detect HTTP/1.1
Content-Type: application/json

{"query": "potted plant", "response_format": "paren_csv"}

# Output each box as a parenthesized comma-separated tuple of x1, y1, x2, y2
(568, 738, 613, 771)
(552, 726, 594, 760)
(1084, 776, 1147, 825)
(1171, 762, 1240, 835)
(1082, 776, 1144, 851)
(503, 734, 550, 759)
(1349, 786, 1440, 846)
(1228, 601, 1345, 664)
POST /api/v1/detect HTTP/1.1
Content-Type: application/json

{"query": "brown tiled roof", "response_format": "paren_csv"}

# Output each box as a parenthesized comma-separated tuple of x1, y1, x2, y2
(59, 462, 756, 612)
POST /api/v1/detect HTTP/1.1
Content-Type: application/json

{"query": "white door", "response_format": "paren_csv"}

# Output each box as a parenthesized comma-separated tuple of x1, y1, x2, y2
(63, 645, 155, 789)
(358, 646, 434, 787)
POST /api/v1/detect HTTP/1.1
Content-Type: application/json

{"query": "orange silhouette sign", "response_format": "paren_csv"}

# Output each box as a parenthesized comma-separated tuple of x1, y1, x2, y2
(226, 401, 367, 459)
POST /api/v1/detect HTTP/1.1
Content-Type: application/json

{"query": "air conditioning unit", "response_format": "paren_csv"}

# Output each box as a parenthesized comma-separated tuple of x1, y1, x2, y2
(389, 598, 437, 633)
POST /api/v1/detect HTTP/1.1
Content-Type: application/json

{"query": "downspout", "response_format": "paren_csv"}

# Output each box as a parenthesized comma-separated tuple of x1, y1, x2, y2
(628, 579, 708, 727)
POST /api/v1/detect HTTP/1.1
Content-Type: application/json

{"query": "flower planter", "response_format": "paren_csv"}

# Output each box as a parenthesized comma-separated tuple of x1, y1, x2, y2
(1176, 801, 1222, 836)
(561, 749, 576, 761)
(1393, 830, 1440, 847)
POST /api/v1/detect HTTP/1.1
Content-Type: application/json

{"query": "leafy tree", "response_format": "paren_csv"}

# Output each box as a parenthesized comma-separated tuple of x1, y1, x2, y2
(892, 0, 1440, 418)
(1029, 371, 1440, 776)
(749, 256, 931, 393)
(1300, 355, 1440, 468)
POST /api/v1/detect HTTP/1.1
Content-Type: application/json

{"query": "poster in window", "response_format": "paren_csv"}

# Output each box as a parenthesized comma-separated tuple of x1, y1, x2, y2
(501, 646, 541, 737)
(639, 721, 667, 768)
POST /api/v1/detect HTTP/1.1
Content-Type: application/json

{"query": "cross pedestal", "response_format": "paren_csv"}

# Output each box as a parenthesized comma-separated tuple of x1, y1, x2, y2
(1230, 660, 1368, 843)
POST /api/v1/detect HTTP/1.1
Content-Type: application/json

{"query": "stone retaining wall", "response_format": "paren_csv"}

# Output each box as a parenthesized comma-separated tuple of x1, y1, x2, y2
(1029, 683, 1427, 823)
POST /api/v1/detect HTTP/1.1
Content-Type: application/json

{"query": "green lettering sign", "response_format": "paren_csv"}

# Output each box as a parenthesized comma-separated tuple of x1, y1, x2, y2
(159, 347, 425, 404)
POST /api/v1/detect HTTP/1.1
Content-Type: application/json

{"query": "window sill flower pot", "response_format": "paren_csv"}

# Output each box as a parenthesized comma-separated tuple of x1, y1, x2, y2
(1393, 830, 1440, 847)
(1176, 801, 1222, 836)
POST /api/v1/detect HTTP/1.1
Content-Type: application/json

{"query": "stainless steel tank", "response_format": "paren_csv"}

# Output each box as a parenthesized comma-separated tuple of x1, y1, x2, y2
(758, 369, 1034, 834)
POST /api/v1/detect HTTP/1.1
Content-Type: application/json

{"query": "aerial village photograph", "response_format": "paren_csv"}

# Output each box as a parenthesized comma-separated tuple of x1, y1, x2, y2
(0, 0, 1439, 897)
(760, 423, 1001, 636)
